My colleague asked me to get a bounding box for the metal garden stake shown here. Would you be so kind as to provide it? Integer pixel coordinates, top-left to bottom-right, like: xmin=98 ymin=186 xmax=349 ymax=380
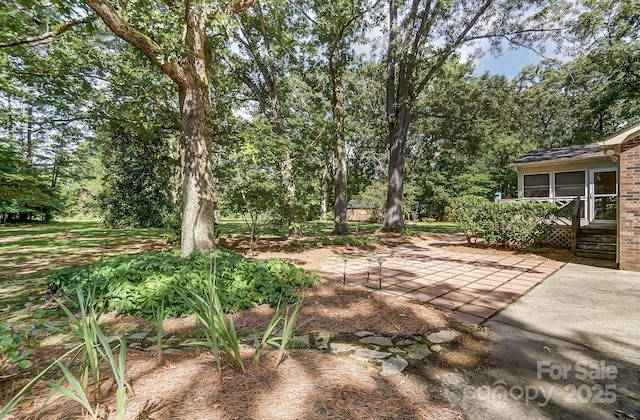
xmin=377 ymin=257 xmax=385 ymax=293
xmin=342 ymin=254 xmax=350 ymax=286
xmin=366 ymin=253 xmax=374 ymax=283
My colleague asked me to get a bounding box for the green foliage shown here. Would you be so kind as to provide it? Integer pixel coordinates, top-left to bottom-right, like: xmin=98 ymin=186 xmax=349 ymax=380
xmin=446 ymin=197 xmax=558 ymax=247
xmin=308 ymin=235 xmax=376 ymax=247
xmin=445 ymin=196 xmax=492 ymax=244
xmin=255 ymin=300 xmax=305 ymax=367
xmin=49 ymin=287 xmax=130 ymax=420
xmin=46 ymin=249 xmax=317 ymax=317
xmin=0 ymin=142 xmax=62 ymax=222
xmin=2 ymin=287 xmax=129 ymax=419
xmin=483 ymin=202 xmax=559 ymax=247
xmin=178 ymin=267 xmax=244 ymax=374
xmin=0 ymin=320 xmax=33 ymax=374
xmin=99 ymin=126 xmax=176 ymax=229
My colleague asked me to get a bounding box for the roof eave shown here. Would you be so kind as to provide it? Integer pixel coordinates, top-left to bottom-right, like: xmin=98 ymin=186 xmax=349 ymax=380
xmin=509 ymin=154 xmax=609 ymax=169
xmin=599 ymin=121 xmax=640 ymax=147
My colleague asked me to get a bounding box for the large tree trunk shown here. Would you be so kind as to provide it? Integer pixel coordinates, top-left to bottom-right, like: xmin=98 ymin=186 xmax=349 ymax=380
xmin=320 ymin=156 xmax=329 ymax=220
xmin=382 ymin=106 xmax=410 ymax=232
xmin=177 ymin=13 xmax=216 ymax=257
xmin=83 ymin=0 xmax=221 ymax=257
xmin=329 ymin=38 xmax=349 ymax=235
xmin=178 ymin=82 xmax=217 ymax=257
xmin=332 ymin=81 xmax=349 ymax=234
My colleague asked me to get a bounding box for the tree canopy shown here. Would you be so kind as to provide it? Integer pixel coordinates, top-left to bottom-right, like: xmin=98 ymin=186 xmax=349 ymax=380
xmin=0 ymin=0 xmax=637 ymax=249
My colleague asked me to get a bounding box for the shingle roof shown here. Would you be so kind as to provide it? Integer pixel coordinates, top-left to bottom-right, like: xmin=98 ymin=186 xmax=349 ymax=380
xmin=510 ymin=142 xmax=604 ymax=166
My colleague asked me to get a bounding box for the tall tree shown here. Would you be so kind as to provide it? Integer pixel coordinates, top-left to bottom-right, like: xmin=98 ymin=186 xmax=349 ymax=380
xmin=382 ymin=0 xmax=562 ymax=231
xmin=79 ymin=0 xmax=255 ymax=256
xmin=221 ymin=0 xmax=303 ymax=236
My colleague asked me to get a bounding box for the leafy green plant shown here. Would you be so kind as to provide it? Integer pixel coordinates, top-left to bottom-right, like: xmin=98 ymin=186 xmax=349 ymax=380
xmin=2 ymin=287 xmax=130 ymax=419
xmin=50 ymin=287 xmax=104 ymax=398
xmin=446 ymin=197 xmax=558 ymax=247
xmin=0 ymin=320 xmax=33 ymax=377
xmin=445 ymin=195 xmax=491 ymax=244
xmin=47 ymin=249 xmax=317 ymax=317
xmin=254 ymin=300 xmax=305 ymax=367
xmin=178 ymin=256 xmax=244 ymax=373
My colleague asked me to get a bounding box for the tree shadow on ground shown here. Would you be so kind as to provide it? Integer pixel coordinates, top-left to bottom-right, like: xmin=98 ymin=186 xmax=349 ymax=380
xmin=417 ymin=310 xmax=640 ymax=420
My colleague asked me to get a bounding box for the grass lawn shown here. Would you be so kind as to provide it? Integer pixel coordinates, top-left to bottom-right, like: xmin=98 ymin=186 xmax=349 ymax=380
xmin=216 ymin=218 xmax=460 ymax=238
xmin=0 ymin=220 xmax=169 ymax=280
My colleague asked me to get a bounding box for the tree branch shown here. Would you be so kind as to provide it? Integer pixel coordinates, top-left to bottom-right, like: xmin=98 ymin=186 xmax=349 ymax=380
xmin=0 ymin=16 xmax=94 ymax=48
xmin=415 ymin=0 xmax=494 ymax=97
xmin=83 ymin=0 xmax=187 ymax=86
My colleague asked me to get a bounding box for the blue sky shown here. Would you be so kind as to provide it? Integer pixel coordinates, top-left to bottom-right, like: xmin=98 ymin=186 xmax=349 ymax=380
xmin=473 ymin=47 xmax=544 ymax=78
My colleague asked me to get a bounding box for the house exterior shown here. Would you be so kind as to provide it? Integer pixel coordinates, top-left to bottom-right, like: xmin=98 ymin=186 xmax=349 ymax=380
xmin=509 ymin=122 xmax=640 ymax=271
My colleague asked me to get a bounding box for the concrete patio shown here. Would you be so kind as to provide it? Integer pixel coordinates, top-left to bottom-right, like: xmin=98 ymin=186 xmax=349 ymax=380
xmin=321 ymin=239 xmax=566 ymax=324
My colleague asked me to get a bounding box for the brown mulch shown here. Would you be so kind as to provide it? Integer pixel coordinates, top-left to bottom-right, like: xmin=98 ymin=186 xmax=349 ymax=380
xmin=3 ymin=231 xmax=573 ymax=419
xmin=3 ymin=278 xmax=458 ymax=420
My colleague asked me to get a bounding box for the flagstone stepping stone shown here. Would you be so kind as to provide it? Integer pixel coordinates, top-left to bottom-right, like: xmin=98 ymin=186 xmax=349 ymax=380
xmin=354 ymin=348 xmax=391 ymax=360
xmin=330 ymin=342 xmax=360 ymax=354
xmin=148 ymin=332 xmax=169 ymax=342
xmin=241 ymin=332 xmax=263 ymax=342
xmin=359 ymin=336 xmax=393 ymax=347
xmin=427 ymin=330 xmax=460 ymax=344
xmin=380 ymin=356 xmax=408 ymax=376
xmin=143 ymin=344 xmax=169 ymax=352
xmin=128 ymin=331 xmax=148 ymax=340
xmin=355 ymin=331 xmax=375 ymax=337
xmin=291 ymin=334 xmax=310 ymax=349
xmin=315 ymin=332 xmax=331 ymax=350
xmin=406 ymin=344 xmax=432 ymax=360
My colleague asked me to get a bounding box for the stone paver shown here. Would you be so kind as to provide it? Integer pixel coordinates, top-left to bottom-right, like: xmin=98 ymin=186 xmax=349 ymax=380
xmin=321 ymin=239 xmax=565 ymax=324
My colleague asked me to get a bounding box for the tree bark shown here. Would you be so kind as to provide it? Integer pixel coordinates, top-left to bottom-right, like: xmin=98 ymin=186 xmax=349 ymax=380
xmin=177 ymin=11 xmax=217 ymax=257
xmin=332 ymin=78 xmax=349 ymax=234
xmin=178 ymin=82 xmax=216 ymax=257
xmin=320 ymin=156 xmax=329 ymax=220
xmin=383 ymin=105 xmax=411 ymax=231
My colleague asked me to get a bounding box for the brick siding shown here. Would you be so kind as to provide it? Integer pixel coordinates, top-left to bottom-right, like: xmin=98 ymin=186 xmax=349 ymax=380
xmin=619 ymin=135 xmax=640 ymax=270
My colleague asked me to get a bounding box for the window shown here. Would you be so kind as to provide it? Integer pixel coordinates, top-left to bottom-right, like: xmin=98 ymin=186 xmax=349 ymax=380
xmin=555 ymin=171 xmax=586 ymax=197
xmin=523 ymin=174 xmax=550 ymax=198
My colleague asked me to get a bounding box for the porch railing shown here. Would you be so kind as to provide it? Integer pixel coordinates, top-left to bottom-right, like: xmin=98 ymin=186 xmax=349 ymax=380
xmin=570 ymin=196 xmax=581 ymax=253
xmin=497 ymin=197 xmax=578 ymax=226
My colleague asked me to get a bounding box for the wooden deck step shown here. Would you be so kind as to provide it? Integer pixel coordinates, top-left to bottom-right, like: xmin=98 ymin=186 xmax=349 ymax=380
xmin=575 ymin=226 xmax=616 ymax=261
xmin=575 ymin=250 xmax=617 ymax=260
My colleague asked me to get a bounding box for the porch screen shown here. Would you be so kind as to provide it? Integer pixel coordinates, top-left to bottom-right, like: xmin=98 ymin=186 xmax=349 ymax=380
xmin=555 ymin=171 xmax=585 ymax=197
xmin=523 ymin=174 xmax=549 ymax=197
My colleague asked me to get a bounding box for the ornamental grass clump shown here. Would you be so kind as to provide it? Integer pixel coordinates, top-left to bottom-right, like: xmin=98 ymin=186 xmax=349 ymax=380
xmin=253 ymin=299 xmax=305 ymax=366
xmin=177 ymin=256 xmax=244 ymax=374
xmin=1 ymin=286 xmax=130 ymax=420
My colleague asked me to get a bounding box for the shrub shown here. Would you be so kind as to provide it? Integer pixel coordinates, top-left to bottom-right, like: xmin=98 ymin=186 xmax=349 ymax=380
xmin=445 ymin=195 xmax=491 ymax=244
xmin=483 ymin=201 xmax=558 ymax=247
xmin=47 ymin=248 xmax=317 ymax=317
xmin=446 ymin=197 xmax=558 ymax=247
xmin=312 ymin=235 xmax=376 ymax=247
